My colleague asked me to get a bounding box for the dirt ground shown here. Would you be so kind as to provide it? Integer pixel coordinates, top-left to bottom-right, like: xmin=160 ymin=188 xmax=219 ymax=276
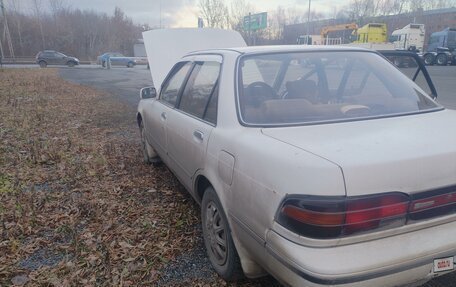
xmin=1 ymin=69 xmax=455 ymax=287
xmin=0 ymin=69 xmax=275 ymax=286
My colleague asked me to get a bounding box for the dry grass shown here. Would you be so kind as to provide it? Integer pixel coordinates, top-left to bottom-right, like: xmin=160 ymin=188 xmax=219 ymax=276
xmin=0 ymin=69 xmax=204 ymax=286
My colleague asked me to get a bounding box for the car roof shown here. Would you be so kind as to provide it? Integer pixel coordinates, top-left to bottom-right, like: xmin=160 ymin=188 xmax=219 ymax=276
xmin=187 ymin=45 xmax=369 ymax=56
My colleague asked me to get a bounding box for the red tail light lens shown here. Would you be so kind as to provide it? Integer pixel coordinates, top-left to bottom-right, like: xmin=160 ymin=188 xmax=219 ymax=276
xmin=281 ymin=205 xmax=345 ymax=226
xmin=276 ymin=193 xmax=410 ymax=239
xmin=345 ymin=193 xmax=409 ymax=235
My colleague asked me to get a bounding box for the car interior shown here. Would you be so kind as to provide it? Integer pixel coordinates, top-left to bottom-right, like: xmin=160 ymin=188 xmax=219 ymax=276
xmin=239 ymin=52 xmax=437 ymax=125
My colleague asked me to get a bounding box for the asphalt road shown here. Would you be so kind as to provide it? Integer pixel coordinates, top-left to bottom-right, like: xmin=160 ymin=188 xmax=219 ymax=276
xmin=58 ymin=65 xmax=153 ymax=107
xmin=427 ymin=66 xmax=456 ymax=109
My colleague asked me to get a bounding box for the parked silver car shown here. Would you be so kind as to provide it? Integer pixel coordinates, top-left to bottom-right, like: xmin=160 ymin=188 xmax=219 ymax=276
xmin=137 ymin=29 xmax=456 ymax=287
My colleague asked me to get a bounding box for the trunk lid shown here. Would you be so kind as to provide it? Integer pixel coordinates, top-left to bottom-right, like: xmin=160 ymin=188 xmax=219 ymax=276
xmin=262 ymin=110 xmax=456 ymax=196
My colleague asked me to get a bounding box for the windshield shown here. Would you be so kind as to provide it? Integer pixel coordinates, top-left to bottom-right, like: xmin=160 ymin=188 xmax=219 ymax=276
xmin=238 ymin=51 xmax=440 ymax=126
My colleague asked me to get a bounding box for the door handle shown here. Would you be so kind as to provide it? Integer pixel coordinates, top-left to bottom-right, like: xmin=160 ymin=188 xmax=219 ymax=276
xmin=161 ymin=112 xmax=167 ymax=120
xmin=193 ymin=130 xmax=204 ymax=141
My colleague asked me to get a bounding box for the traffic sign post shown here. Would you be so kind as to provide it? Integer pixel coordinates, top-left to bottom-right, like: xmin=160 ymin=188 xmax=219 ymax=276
xmin=243 ymin=12 xmax=267 ymax=46
xmin=243 ymin=12 xmax=267 ymax=31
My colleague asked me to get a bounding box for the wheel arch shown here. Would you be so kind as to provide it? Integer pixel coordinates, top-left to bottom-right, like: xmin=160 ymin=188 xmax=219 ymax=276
xmin=193 ymin=172 xmax=267 ymax=278
xmin=194 ymin=174 xmax=213 ymax=204
xmin=136 ymin=112 xmax=143 ymax=127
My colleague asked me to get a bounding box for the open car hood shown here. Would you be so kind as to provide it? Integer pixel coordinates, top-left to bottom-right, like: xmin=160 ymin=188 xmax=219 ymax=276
xmin=262 ymin=110 xmax=456 ymax=196
xmin=142 ymin=28 xmax=246 ymax=92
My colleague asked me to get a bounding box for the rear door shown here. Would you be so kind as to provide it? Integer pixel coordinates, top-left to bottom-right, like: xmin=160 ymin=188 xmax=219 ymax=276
xmin=42 ymin=51 xmax=56 ymax=64
xmin=166 ymin=56 xmax=221 ymax=190
xmin=143 ymin=61 xmax=193 ymax=163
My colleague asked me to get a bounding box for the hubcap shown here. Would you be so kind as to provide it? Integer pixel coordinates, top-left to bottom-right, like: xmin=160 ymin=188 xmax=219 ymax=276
xmin=205 ymin=201 xmax=227 ymax=265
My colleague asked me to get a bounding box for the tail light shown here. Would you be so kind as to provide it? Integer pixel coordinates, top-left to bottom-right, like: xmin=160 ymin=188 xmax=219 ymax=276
xmin=276 ymin=193 xmax=409 ymax=239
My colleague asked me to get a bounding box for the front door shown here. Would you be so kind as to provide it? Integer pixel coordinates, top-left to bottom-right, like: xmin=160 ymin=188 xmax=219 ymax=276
xmin=144 ymin=61 xmax=194 ymax=164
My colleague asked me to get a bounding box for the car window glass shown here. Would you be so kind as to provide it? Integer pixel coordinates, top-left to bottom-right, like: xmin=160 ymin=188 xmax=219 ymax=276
xmin=204 ymin=86 xmax=218 ymax=124
xmin=179 ymin=61 xmax=220 ymax=121
xmin=279 ymin=60 xmax=318 ymax=94
xmin=160 ymin=61 xmax=192 ymax=107
xmin=384 ymin=55 xmax=432 ymax=96
xmin=242 ymin=58 xmax=281 ymax=87
xmin=239 ymin=52 xmax=439 ymax=125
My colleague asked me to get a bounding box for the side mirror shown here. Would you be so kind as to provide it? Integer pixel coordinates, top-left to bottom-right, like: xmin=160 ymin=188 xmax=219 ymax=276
xmin=140 ymin=86 xmax=156 ymax=99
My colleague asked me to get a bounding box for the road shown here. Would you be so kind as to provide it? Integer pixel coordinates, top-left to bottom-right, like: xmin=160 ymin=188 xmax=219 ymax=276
xmin=58 ymin=65 xmax=153 ymax=107
xmin=427 ymin=66 xmax=456 ymax=109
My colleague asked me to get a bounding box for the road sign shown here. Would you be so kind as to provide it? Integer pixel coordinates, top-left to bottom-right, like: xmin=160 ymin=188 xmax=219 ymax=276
xmin=243 ymin=12 xmax=267 ymax=31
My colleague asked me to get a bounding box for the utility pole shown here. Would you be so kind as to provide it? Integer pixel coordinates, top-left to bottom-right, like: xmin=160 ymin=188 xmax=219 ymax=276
xmin=159 ymin=0 xmax=162 ymax=28
xmin=306 ymin=0 xmax=311 ymax=38
xmin=0 ymin=0 xmax=14 ymax=59
xmin=248 ymin=12 xmax=251 ymax=46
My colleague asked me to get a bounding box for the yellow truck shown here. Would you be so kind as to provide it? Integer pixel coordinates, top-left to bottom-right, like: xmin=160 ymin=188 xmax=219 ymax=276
xmin=352 ymin=23 xmax=387 ymax=43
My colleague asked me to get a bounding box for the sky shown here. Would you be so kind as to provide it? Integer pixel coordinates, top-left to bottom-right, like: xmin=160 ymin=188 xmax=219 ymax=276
xmin=13 ymin=0 xmax=346 ymax=28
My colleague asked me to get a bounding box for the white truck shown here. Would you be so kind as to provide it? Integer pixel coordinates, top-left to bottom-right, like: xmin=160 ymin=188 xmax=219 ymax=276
xmin=390 ymin=24 xmax=425 ymax=52
xmin=296 ymin=35 xmax=323 ymax=45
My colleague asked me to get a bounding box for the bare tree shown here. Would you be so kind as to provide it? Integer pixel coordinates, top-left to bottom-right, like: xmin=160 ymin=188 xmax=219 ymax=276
xmin=7 ymin=0 xmax=23 ymax=54
xmin=199 ymin=0 xmax=229 ymax=28
xmin=32 ymin=0 xmax=45 ymax=49
xmin=229 ymin=0 xmax=252 ymax=31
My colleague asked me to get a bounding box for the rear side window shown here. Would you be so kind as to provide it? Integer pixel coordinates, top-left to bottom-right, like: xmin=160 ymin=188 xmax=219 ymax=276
xmin=179 ymin=61 xmax=220 ymax=124
xmin=160 ymin=61 xmax=192 ymax=107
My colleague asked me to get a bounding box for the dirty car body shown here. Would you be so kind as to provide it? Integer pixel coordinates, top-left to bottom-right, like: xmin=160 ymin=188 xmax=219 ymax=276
xmin=137 ymin=29 xmax=456 ymax=287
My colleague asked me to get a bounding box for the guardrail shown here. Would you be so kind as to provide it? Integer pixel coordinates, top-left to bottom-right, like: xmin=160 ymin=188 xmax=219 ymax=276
xmin=0 ymin=57 xmax=147 ymax=66
xmin=0 ymin=57 xmax=91 ymax=65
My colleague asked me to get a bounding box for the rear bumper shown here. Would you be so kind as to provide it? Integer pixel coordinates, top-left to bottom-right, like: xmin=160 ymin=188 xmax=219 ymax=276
xmin=265 ymin=220 xmax=456 ymax=286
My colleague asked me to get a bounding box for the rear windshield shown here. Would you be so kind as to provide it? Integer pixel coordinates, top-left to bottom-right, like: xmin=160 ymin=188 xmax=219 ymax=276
xmin=237 ymin=51 xmax=440 ymax=126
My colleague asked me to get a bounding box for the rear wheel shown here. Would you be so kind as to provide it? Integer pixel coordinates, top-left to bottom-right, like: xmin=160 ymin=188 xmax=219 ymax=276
xmin=39 ymin=61 xmax=47 ymax=68
xmin=423 ymin=54 xmax=434 ymax=66
xmin=127 ymin=62 xmax=134 ymax=68
xmin=202 ymin=187 xmax=244 ymax=281
xmin=436 ymin=53 xmax=448 ymax=66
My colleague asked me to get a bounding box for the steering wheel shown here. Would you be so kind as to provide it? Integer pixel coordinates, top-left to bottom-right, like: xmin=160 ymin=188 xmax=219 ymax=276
xmin=245 ymin=81 xmax=277 ymax=107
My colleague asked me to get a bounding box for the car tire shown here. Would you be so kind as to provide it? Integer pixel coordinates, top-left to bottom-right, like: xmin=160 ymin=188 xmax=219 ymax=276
xmin=202 ymin=186 xmax=244 ymax=282
xmin=102 ymin=61 xmax=106 ymax=68
xmin=423 ymin=54 xmax=434 ymax=66
xmin=67 ymin=61 xmax=75 ymax=67
xmin=39 ymin=61 xmax=47 ymax=68
xmin=436 ymin=54 xmax=448 ymax=66
xmin=127 ymin=62 xmax=134 ymax=68
xmin=139 ymin=120 xmax=158 ymax=164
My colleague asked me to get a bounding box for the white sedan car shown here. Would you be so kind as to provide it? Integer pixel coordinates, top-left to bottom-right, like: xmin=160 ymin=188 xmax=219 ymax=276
xmin=138 ymin=29 xmax=456 ymax=287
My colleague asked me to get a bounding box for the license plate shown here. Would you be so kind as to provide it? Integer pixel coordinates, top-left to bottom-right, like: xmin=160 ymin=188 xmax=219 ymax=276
xmin=433 ymin=257 xmax=454 ymax=273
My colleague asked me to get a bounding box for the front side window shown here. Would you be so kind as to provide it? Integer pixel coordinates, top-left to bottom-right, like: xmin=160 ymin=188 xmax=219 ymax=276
xmin=160 ymin=61 xmax=192 ymax=107
xmin=179 ymin=61 xmax=220 ymax=123
xmin=238 ymin=51 xmax=440 ymax=126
